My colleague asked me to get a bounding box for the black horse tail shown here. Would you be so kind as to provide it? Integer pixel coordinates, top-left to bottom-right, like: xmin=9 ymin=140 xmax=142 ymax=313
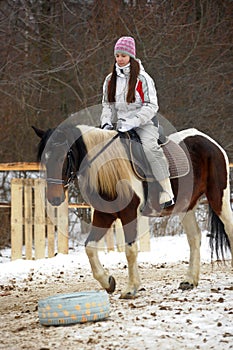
xmin=208 ymin=206 xmax=231 ymax=261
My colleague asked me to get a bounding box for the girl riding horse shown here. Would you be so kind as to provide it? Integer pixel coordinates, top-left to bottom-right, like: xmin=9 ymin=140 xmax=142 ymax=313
xmin=101 ymin=36 xmax=174 ymax=209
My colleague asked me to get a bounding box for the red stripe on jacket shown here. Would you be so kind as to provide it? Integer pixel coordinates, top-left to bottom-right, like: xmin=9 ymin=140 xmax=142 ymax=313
xmin=136 ymin=80 xmax=144 ymax=103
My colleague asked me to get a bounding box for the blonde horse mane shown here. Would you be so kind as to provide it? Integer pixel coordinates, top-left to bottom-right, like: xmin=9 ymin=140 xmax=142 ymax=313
xmin=78 ymin=126 xmax=133 ymax=200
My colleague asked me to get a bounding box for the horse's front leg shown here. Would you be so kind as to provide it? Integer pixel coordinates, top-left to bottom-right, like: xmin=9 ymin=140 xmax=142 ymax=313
xmin=120 ymin=206 xmax=141 ymax=299
xmin=85 ymin=211 xmax=116 ymax=294
xmin=120 ymin=241 xmax=141 ymax=299
xmin=179 ymin=209 xmax=201 ymax=290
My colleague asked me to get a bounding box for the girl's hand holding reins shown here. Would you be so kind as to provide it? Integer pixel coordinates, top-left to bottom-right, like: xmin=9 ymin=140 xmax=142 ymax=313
xmin=102 ymin=123 xmax=114 ymax=130
xmin=117 ymin=117 xmax=140 ymax=132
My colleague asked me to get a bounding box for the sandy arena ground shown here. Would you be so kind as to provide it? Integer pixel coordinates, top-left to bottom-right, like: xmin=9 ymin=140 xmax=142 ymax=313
xmin=0 ymin=259 xmax=233 ymax=350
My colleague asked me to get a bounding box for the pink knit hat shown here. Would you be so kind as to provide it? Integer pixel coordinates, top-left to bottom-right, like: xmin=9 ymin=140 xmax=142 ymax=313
xmin=114 ymin=36 xmax=136 ymax=59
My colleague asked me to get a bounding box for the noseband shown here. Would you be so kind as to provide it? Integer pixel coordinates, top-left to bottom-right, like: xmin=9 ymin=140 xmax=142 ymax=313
xmin=46 ymin=149 xmax=76 ymax=189
xmin=46 ymin=178 xmax=71 ymax=188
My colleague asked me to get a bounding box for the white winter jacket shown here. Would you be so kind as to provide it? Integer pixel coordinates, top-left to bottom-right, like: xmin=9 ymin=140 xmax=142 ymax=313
xmin=100 ymin=61 xmax=159 ymax=128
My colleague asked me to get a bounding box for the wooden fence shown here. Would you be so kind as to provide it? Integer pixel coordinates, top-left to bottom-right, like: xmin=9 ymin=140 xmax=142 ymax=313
xmin=11 ymin=178 xmax=69 ymax=260
xmin=10 ymin=177 xmax=150 ymax=260
xmin=1 ymin=162 xmax=232 ymax=260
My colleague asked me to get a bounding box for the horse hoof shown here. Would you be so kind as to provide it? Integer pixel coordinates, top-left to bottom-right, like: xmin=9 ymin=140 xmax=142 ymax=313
xmin=119 ymin=289 xmax=137 ymax=299
xmin=179 ymin=282 xmax=194 ymax=291
xmin=105 ymin=276 xmax=116 ymax=294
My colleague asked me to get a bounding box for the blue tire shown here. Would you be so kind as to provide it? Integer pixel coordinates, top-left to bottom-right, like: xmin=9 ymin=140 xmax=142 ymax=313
xmin=38 ymin=291 xmax=110 ymax=326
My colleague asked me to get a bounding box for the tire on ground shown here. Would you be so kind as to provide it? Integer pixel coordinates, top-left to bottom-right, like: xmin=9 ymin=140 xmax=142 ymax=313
xmin=38 ymin=290 xmax=110 ymax=326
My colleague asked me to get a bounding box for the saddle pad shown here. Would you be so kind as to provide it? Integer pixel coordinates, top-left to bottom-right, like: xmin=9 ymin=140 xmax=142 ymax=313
xmin=161 ymin=139 xmax=190 ymax=179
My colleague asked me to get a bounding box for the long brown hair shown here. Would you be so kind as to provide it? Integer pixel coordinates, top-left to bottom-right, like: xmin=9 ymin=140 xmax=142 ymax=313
xmin=107 ymin=57 xmax=140 ymax=103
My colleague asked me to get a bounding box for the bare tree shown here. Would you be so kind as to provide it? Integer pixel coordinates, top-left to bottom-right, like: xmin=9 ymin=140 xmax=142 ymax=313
xmin=0 ymin=0 xmax=232 ymax=162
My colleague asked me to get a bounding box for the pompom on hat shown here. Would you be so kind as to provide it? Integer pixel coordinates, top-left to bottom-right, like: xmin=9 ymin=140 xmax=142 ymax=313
xmin=114 ymin=36 xmax=136 ymax=59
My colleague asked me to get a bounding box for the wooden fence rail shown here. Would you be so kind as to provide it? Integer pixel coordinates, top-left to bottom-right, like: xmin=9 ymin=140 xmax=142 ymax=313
xmin=10 ymin=178 xmax=150 ymax=260
xmin=0 ymin=161 xmax=232 ymax=171
xmin=11 ymin=178 xmax=68 ymax=260
xmin=1 ymin=162 xmax=232 ymax=260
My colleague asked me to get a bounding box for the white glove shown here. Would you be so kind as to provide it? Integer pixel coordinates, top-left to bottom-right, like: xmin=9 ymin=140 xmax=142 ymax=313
xmin=117 ymin=117 xmax=140 ymax=132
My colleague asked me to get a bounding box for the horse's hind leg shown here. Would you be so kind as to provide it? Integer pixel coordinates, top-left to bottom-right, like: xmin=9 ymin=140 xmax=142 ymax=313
xmin=206 ymin=165 xmax=233 ymax=264
xmin=216 ymin=190 xmax=233 ymax=265
xmin=120 ymin=241 xmax=141 ymax=299
xmin=179 ymin=209 xmax=201 ymax=290
xmin=85 ymin=211 xmax=116 ymax=294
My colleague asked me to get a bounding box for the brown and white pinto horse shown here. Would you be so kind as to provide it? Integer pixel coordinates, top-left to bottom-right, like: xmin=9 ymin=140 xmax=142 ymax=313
xmin=33 ymin=124 xmax=233 ymax=298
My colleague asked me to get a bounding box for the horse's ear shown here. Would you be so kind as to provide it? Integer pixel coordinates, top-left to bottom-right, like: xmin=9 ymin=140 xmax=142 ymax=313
xmin=32 ymin=126 xmax=45 ymax=139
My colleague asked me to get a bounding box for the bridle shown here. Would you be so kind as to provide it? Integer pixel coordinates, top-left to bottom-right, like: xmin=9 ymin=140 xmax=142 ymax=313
xmin=46 ymin=132 xmax=120 ymax=189
xmin=46 ymin=151 xmax=76 ymax=188
xmin=45 ymin=132 xmax=77 ymax=189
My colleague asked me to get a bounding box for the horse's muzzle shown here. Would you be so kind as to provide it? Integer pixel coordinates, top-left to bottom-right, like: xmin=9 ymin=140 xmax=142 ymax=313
xmin=48 ymin=195 xmax=65 ymax=206
xmin=46 ymin=181 xmax=66 ymax=206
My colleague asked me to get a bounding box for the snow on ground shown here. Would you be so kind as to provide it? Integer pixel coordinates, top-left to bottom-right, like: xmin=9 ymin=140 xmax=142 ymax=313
xmin=0 ymin=232 xmax=222 ymax=285
xmin=0 ymin=233 xmax=233 ymax=350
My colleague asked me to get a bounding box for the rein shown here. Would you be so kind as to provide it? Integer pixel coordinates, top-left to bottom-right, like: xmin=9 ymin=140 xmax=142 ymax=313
xmin=46 ymin=132 xmax=120 ymax=188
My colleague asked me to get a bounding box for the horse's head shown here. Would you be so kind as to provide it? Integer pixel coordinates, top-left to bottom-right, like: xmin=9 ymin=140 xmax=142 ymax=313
xmin=33 ymin=123 xmax=134 ymax=210
xmin=32 ymin=125 xmax=76 ymax=206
